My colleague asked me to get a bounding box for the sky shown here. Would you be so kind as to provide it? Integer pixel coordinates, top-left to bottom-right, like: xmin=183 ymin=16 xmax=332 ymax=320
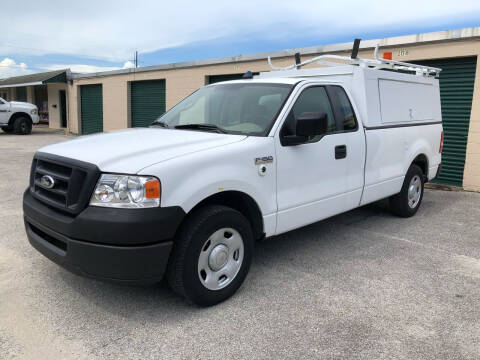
xmin=1 ymin=0 xmax=480 ymax=78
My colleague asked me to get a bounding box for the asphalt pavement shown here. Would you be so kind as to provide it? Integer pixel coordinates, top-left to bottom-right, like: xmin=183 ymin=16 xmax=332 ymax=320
xmin=1 ymin=126 xmax=479 ymax=359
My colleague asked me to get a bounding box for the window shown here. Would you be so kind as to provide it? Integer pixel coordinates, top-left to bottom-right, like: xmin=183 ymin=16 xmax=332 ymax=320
xmin=16 ymin=86 xmax=27 ymax=102
xmin=156 ymin=83 xmax=293 ymax=136
xmin=327 ymin=86 xmax=357 ymax=131
xmin=179 ymin=96 xmax=205 ymax=125
xmin=281 ymin=86 xmax=336 ymax=141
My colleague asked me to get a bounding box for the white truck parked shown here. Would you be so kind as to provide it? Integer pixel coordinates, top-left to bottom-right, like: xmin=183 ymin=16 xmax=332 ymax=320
xmin=23 ymin=48 xmax=443 ymax=306
xmin=0 ymin=97 xmax=39 ymax=134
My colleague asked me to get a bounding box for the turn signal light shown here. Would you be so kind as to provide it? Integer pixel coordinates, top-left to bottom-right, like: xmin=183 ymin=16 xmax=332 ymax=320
xmin=439 ymin=131 xmax=444 ymax=153
xmin=145 ymin=179 xmax=161 ymax=199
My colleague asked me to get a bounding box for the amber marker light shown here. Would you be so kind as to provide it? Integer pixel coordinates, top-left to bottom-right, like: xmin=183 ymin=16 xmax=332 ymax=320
xmin=145 ymin=179 xmax=161 ymax=199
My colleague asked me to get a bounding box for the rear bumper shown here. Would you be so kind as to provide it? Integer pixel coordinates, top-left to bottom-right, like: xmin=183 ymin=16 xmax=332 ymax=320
xmin=432 ymin=163 xmax=442 ymax=181
xmin=23 ymin=190 xmax=185 ymax=283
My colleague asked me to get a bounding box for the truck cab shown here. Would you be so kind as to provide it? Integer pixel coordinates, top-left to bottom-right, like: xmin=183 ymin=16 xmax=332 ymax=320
xmin=0 ymin=97 xmax=39 ymax=135
xmin=23 ymin=53 xmax=443 ymax=306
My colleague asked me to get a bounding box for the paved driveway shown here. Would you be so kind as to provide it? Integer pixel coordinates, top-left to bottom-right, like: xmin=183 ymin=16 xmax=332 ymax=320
xmin=1 ymin=127 xmax=479 ymax=359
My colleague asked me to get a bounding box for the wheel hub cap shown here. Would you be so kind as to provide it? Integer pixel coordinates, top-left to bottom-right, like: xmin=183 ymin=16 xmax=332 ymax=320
xmin=208 ymin=244 xmax=229 ymax=271
xmin=407 ymin=175 xmax=422 ymax=209
xmin=197 ymin=228 xmax=244 ymax=291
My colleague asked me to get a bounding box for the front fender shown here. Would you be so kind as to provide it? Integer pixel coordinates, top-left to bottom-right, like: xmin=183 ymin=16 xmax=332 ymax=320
xmin=139 ymin=137 xmax=277 ymax=234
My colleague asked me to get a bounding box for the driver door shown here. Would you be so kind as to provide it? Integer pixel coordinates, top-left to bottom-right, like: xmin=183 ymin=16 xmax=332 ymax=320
xmin=0 ymin=98 xmax=10 ymax=124
xmin=274 ymin=85 xmax=349 ymax=234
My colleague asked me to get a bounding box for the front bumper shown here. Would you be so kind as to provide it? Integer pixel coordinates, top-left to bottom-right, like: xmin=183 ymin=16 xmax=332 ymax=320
xmin=23 ymin=190 xmax=185 ymax=283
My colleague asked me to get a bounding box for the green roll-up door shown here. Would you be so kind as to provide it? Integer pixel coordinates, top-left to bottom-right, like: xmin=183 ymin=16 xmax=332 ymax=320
xmin=131 ymin=80 xmax=166 ymax=127
xmin=208 ymin=73 xmax=259 ymax=84
xmin=416 ymin=57 xmax=477 ymax=186
xmin=16 ymin=86 xmax=27 ymax=102
xmin=80 ymin=84 xmax=103 ymax=135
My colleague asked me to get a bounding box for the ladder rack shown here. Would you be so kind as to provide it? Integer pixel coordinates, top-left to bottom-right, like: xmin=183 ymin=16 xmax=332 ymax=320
xmin=268 ymin=44 xmax=442 ymax=77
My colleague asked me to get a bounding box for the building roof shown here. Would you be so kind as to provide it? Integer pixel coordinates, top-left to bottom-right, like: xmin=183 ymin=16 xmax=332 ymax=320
xmin=72 ymin=26 xmax=480 ymax=80
xmin=0 ymin=69 xmax=68 ymax=88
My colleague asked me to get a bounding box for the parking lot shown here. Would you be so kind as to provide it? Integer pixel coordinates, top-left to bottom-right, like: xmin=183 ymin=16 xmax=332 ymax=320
xmin=1 ymin=126 xmax=479 ymax=359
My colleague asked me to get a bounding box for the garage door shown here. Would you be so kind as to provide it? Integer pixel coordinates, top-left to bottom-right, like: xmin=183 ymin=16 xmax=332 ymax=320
xmin=416 ymin=57 xmax=477 ymax=186
xmin=207 ymin=73 xmax=259 ymax=84
xmin=81 ymin=84 xmax=103 ymax=135
xmin=131 ymin=80 xmax=166 ymax=127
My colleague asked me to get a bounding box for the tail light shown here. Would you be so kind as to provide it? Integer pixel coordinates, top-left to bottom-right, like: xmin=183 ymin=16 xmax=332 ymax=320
xmin=439 ymin=131 xmax=444 ymax=153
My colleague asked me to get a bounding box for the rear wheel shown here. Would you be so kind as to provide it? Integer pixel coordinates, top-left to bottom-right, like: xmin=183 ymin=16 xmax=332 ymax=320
xmin=13 ymin=117 xmax=32 ymax=135
xmin=167 ymin=205 xmax=254 ymax=306
xmin=389 ymin=164 xmax=424 ymax=217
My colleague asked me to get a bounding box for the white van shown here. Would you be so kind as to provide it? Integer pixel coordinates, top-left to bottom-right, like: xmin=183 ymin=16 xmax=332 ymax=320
xmin=23 ymin=50 xmax=443 ymax=306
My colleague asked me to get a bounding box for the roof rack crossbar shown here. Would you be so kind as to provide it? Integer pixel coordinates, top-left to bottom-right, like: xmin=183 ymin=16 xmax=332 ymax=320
xmin=267 ymin=44 xmax=442 ymax=77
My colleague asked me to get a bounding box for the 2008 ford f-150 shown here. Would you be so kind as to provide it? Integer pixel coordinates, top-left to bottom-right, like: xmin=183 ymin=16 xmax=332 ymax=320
xmin=23 ymin=52 xmax=443 ymax=306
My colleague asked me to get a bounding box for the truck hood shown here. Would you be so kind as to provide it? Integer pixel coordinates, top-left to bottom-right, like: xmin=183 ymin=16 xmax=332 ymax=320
xmin=38 ymin=128 xmax=246 ymax=173
xmin=10 ymin=101 xmax=36 ymax=109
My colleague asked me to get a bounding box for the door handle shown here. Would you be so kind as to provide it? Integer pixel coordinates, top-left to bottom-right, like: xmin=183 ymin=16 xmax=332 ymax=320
xmin=335 ymin=145 xmax=347 ymax=159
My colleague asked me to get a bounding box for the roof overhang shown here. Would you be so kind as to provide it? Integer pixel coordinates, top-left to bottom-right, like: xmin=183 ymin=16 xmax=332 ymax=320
xmin=0 ymin=81 xmax=43 ymax=89
xmin=0 ymin=69 xmax=68 ymax=88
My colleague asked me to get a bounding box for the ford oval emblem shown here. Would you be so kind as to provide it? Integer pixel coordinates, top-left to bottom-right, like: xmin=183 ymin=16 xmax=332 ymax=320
xmin=40 ymin=175 xmax=55 ymax=189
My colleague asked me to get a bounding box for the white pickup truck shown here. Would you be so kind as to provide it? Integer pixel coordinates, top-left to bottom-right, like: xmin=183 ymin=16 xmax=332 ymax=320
xmin=23 ymin=53 xmax=443 ymax=306
xmin=0 ymin=97 xmax=39 ymax=134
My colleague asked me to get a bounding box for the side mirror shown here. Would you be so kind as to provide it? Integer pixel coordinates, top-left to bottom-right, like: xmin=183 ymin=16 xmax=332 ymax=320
xmin=281 ymin=112 xmax=328 ymax=146
xmin=296 ymin=112 xmax=328 ymax=136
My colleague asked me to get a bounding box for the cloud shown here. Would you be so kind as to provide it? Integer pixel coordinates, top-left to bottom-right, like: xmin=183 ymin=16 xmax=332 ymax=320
xmin=0 ymin=1 xmax=479 ymax=62
xmin=45 ymin=64 xmax=120 ymax=73
xmin=43 ymin=60 xmax=135 ymax=74
xmin=122 ymin=61 xmax=135 ymax=69
xmin=0 ymin=58 xmax=33 ymax=78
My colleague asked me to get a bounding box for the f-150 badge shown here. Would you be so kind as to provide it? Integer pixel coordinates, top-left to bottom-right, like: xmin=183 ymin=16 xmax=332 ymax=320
xmin=255 ymin=156 xmax=273 ymax=165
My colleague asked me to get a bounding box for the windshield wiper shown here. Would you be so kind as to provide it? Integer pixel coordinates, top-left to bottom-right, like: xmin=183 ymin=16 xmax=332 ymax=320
xmin=174 ymin=123 xmax=227 ymax=134
xmin=150 ymin=120 xmax=169 ymax=128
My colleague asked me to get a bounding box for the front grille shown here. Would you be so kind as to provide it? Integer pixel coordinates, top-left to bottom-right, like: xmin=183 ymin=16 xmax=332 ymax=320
xmin=30 ymin=153 xmax=100 ymax=215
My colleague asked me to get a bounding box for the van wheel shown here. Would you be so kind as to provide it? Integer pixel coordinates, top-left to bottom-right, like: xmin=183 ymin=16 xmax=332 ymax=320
xmin=167 ymin=205 xmax=254 ymax=306
xmin=389 ymin=164 xmax=424 ymax=217
xmin=1 ymin=126 xmax=13 ymax=133
xmin=13 ymin=117 xmax=32 ymax=135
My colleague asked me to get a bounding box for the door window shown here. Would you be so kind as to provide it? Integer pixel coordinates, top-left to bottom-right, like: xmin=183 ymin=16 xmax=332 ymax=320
xmin=327 ymin=86 xmax=358 ymax=131
xmin=281 ymin=86 xmax=336 ymax=142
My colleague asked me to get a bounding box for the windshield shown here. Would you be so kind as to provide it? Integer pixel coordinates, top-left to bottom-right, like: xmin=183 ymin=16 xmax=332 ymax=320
xmin=153 ymin=83 xmax=293 ymax=136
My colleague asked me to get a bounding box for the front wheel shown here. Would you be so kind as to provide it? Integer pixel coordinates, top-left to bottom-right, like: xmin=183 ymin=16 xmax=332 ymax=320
xmin=167 ymin=205 xmax=254 ymax=306
xmin=1 ymin=126 xmax=13 ymax=133
xmin=389 ymin=164 xmax=424 ymax=217
xmin=13 ymin=117 xmax=32 ymax=135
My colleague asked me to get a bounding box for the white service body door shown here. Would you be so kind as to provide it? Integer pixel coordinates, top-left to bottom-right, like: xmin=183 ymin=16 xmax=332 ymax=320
xmin=274 ymin=84 xmax=365 ymax=235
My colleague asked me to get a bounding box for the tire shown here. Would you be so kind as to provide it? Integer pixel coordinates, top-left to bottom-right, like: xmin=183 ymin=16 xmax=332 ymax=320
xmin=1 ymin=126 xmax=13 ymax=133
xmin=13 ymin=116 xmax=32 ymax=135
xmin=389 ymin=164 xmax=424 ymax=217
xmin=167 ymin=205 xmax=254 ymax=306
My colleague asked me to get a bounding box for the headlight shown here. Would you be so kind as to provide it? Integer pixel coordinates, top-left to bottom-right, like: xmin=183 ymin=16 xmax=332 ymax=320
xmin=90 ymin=174 xmax=161 ymax=208
xmin=30 ymin=108 xmax=37 ymax=115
